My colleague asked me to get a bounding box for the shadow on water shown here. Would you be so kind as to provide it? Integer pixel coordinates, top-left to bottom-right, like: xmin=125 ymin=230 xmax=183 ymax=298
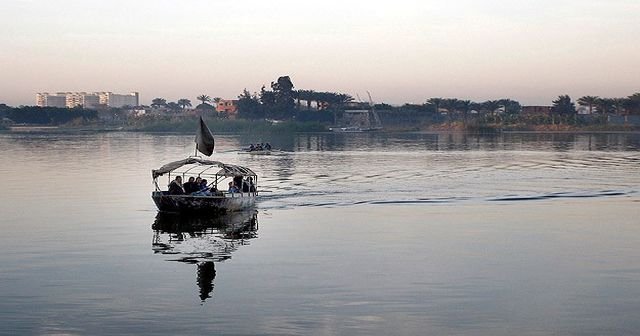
xmin=151 ymin=210 xmax=259 ymax=302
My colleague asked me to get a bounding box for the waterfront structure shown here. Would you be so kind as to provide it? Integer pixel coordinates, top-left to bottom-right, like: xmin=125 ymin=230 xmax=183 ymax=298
xmin=216 ymin=99 xmax=238 ymax=117
xmin=36 ymin=91 xmax=139 ymax=108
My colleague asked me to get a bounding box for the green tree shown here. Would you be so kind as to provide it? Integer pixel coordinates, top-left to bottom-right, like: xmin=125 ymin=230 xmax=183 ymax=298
xmin=595 ymin=98 xmax=614 ymax=115
xmin=237 ymin=89 xmax=264 ymax=119
xmin=442 ymin=98 xmax=459 ymax=114
xmin=577 ymin=96 xmax=599 ymax=114
xmin=177 ymin=99 xmax=192 ymax=111
xmin=151 ymin=98 xmax=167 ymax=108
xmin=197 ymin=95 xmax=211 ymax=105
xmin=551 ymin=95 xmax=576 ymax=123
xmin=426 ymin=98 xmax=443 ymax=114
xmin=612 ymin=98 xmax=626 ymax=115
xmin=167 ymin=102 xmax=181 ymax=112
xmin=496 ymin=99 xmax=521 ymax=115
xmin=456 ymin=99 xmax=472 ymax=124
xmin=481 ymin=100 xmax=501 ymax=116
xmin=624 ymin=93 xmax=640 ymax=115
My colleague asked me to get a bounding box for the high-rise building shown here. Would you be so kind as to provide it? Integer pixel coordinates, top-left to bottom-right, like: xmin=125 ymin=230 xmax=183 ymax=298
xmin=36 ymin=91 xmax=139 ymax=108
xmin=36 ymin=92 xmax=66 ymax=108
xmin=96 ymin=92 xmax=139 ymax=108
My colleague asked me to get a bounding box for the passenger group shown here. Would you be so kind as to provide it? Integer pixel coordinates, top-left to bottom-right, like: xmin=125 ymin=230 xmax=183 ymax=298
xmin=167 ymin=175 xmax=255 ymax=196
xmin=248 ymin=143 xmax=272 ymax=151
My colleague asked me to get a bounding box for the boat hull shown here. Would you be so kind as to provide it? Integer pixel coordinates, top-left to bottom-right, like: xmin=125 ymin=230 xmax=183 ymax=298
xmin=238 ymin=150 xmax=272 ymax=155
xmin=152 ymin=191 xmax=256 ymax=214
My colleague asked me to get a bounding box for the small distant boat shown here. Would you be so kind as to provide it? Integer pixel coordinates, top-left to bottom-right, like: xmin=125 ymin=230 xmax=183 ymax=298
xmin=151 ymin=117 xmax=258 ymax=214
xmin=237 ymin=149 xmax=273 ymax=155
xmin=329 ymin=126 xmax=366 ymax=133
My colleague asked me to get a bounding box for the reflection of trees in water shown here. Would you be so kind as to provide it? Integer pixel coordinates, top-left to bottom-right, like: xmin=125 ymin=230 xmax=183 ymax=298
xmin=151 ymin=210 xmax=258 ymax=302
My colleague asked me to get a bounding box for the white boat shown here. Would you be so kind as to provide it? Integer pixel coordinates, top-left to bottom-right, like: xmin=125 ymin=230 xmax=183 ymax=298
xmin=151 ymin=157 xmax=258 ymax=213
xmin=151 ymin=117 xmax=259 ymax=214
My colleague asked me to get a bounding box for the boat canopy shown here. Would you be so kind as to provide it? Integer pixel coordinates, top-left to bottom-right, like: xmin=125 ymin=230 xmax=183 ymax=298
xmin=152 ymin=157 xmax=256 ymax=179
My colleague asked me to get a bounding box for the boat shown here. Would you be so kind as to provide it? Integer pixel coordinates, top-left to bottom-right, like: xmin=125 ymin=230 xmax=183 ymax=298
xmin=151 ymin=117 xmax=259 ymax=214
xmin=330 ymin=94 xmax=383 ymax=132
xmin=329 ymin=126 xmax=366 ymax=133
xmin=237 ymin=149 xmax=273 ymax=155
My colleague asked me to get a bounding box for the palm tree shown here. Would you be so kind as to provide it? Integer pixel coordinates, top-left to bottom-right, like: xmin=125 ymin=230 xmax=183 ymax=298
xmin=336 ymin=93 xmax=354 ymax=106
xmin=577 ymin=96 xmax=599 ymax=114
xmin=177 ymin=99 xmax=192 ymax=111
xmin=552 ymin=95 xmax=576 ymax=123
xmin=151 ymin=98 xmax=167 ymax=108
xmin=167 ymin=102 xmax=181 ymax=112
xmin=197 ymin=95 xmax=211 ymax=105
xmin=456 ymin=100 xmax=472 ymax=124
xmin=596 ymin=98 xmax=614 ymax=115
xmin=612 ymin=98 xmax=626 ymax=115
xmin=482 ymin=100 xmax=501 ymax=115
xmin=426 ymin=98 xmax=443 ymax=114
xmin=626 ymin=92 xmax=640 ymax=115
xmin=442 ymin=98 xmax=459 ymax=114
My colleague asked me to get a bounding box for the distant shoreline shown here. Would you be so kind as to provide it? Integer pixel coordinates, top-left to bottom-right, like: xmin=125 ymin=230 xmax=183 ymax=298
xmin=3 ymin=123 xmax=639 ymax=135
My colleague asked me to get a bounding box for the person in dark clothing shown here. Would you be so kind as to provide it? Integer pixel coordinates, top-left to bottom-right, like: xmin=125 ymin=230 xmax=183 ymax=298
xmin=183 ymin=176 xmax=196 ymax=194
xmin=168 ymin=176 xmax=185 ymax=195
xmin=247 ymin=176 xmax=256 ymax=192
xmin=242 ymin=178 xmax=250 ymax=192
xmin=233 ymin=176 xmax=244 ymax=192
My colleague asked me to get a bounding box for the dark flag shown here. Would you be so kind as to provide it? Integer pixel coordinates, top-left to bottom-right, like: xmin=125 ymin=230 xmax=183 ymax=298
xmin=195 ymin=116 xmax=215 ymax=156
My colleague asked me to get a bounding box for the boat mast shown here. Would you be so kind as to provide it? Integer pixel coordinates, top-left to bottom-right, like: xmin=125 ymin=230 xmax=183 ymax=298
xmin=367 ymin=91 xmax=382 ymax=129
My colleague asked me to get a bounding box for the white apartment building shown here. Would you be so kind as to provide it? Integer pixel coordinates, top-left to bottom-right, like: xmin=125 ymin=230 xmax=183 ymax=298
xmin=35 ymin=92 xmax=67 ymax=108
xmin=96 ymin=92 xmax=139 ymax=108
xmin=36 ymin=91 xmax=139 ymax=108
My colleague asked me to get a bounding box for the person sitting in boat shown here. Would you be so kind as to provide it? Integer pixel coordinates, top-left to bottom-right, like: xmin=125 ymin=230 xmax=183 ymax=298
xmin=256 ymin=143 xmax=263 ymax=151
xmin=168 ymin=176 xmax=185 ymax=195
xmin=233 ymin=176 xmax=244 ymax=192
xmin=248 ymin=144 xmax=255 ymax=151
xmin=183 ymin=176 xmax=197 ymax=194
xmin=228 ymin=181 xmax=239 ymax=193
xmin=265 ymin=143 xmax=272 ymax=150
xmin=242 ymin=178 xmax=250 ymax=192
xmin=193 ymin=179 xmax=212 ymax=196
xmin=247 ymin=176 xmax=256 ymax=192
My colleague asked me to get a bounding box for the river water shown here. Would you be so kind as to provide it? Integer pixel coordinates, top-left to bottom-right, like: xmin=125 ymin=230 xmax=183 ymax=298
xmin=0 ymin=131 xmax=639 ymax=335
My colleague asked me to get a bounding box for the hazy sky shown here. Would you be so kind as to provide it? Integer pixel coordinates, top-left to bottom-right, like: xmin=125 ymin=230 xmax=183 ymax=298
xmin=1 ymin=0 xmax=638 ymax=106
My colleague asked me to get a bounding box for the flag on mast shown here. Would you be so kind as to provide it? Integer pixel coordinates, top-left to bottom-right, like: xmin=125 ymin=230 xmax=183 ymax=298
xmin=195 ymin=116 xmax=215 ymax=156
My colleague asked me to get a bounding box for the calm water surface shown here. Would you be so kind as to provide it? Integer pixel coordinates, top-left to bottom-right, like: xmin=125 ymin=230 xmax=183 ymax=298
xmin=0 ymin=131 xmax=639 ymax=335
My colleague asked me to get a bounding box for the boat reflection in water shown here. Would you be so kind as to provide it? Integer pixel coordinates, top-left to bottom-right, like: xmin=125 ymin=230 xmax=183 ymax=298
xmin=152 ymin=210 xmax=259 ymax=302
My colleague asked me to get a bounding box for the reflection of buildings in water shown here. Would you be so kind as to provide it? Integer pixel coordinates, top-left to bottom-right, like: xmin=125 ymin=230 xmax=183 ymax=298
xmin=152 ymin=210 xmax=259 ymax=302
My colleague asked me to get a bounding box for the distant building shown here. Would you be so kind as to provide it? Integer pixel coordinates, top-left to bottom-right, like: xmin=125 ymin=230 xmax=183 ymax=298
xmin=36 ymin=91 xmax=139 ymax=108
xmin=216 ymin=99 xmax=238 ymax=117
xmin=521 ymin=106 xmax=552 ymax=115
xmin=36 ymin=93 xmax=66 ymax=108
xmin=96 ymin=92 xmax=139 ymax=108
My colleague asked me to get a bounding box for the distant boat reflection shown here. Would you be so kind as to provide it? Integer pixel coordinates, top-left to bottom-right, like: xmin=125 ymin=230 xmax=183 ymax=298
xmin=152 ymin=210 xmax=259 ymax=302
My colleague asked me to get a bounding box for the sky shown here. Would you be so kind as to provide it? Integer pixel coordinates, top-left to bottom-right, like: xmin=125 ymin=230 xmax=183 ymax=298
xmin=1 ymin=0 xmax=639 ymax=106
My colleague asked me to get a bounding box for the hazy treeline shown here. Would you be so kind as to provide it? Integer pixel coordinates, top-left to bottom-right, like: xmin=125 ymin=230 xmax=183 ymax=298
xmin=1 ymin=105 xmax=98 ymax=125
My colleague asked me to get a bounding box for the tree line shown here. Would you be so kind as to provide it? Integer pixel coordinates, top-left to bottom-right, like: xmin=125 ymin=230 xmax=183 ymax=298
xmin=2 ymin=106 xmax=98 ymax=125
